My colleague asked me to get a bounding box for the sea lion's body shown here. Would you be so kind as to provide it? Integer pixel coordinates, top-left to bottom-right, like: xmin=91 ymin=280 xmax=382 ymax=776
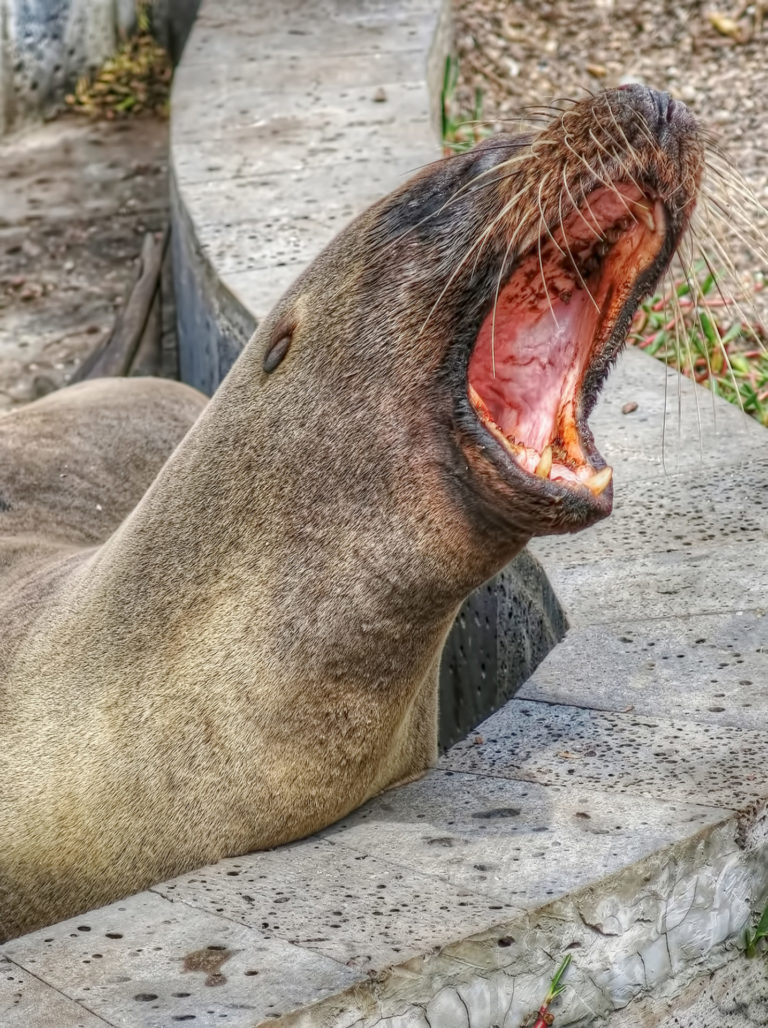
xmin=0 ymin=86 xmax=703 ymax=939
xmin=1 ymin=368 xmax=455 ymax=938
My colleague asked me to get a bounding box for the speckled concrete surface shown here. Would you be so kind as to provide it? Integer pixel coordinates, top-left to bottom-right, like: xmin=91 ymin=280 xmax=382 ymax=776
xmin=1 ymin=891 xmax=360 ymax=1027
xmin=607 ymin=952 xmax=768 ymax=1026
xmin=169 ymin=0 xmax=441 ymax=394
xmin=1 ymin=0 xmax=767 ymax=1025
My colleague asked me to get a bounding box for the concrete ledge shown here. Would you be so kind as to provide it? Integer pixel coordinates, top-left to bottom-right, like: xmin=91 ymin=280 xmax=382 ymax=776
xmin=169 ymin=0 xmax=444 ymax=393
xmin=2 ymin=1 xmax=768 ymax=1025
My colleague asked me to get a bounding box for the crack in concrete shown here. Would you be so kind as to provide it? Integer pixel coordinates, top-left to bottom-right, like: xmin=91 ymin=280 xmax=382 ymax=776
xmin=0 ymin=953 xmax=116 ymax=1027
xmin=456 ymin=988 xmax=472 ymax=1026
xmin=637 ymin=949 xmax=649 ymax=991
xmin=501 ymin=973 xmax=515 ymax=1028
xmin=664 ymin=877 xmax=700 ymax=936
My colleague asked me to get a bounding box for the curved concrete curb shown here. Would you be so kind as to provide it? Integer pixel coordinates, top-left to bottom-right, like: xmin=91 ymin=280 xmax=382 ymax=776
xmin=1 ymin=2 xmax=768 ymax=1027
xmin=169 ymin=0 xmax=445 ymax=394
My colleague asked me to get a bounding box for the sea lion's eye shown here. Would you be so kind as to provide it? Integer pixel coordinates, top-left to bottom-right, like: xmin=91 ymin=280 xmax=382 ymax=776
xmin=263 ymin=321 xmax=294 ymax=374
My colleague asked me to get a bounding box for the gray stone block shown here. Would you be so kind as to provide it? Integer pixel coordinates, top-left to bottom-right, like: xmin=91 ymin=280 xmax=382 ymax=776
xmin=442 ymin=697 xmax=768 ymax=809
xmin=172 ymin=48 xmax=429 ymax=109
xmin=518 ymin=611 xmax=768 ymax=728
xmin=586 ymin=347 xmax=766 ymax=482
xmin=321 ymin=770 xmax=725 ymax=909
xmin=1 ymin=890 xmax=359 ymax=1027
xmin=0 ymin=956 xmax=110 ymax=1027
xmin=181 ymin=5 xmax=436 ymax=66
xmin=531 ymin=448 xmax=767 ymax=571
xmin=537 ymin=542 xmax=768 ymax=628
xmin=173 ymin=77 xmax=431 ymax=141
xmin=155 ymin=838 xmax=524 ymax=972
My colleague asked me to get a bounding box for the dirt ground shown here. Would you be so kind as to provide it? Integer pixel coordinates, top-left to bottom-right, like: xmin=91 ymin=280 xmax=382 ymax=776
xmin=0 ymin=115 xmax=171 ymax=411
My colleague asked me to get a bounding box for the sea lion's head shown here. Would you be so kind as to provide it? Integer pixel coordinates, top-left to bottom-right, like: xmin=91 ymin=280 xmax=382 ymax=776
xmin=453 ymin=85 xmax=702 ymax=535
xmin=257 ymin=86 xmax=703 ymax=586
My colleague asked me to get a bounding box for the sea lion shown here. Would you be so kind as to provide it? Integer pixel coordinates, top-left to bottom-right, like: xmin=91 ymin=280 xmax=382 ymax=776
xmin=0 ymin=85 xmax=703 ymax=940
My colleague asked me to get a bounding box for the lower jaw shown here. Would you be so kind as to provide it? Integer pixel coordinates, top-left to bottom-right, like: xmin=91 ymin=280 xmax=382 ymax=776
xmin=468 ymin=383 xmax=613 ymax=499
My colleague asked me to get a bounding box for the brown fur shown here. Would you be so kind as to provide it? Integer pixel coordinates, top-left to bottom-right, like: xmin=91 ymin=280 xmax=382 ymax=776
xmin=0 ymin=87 xmax=703 ymax=939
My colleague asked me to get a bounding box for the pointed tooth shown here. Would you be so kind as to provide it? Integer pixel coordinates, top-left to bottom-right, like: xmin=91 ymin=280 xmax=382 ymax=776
xmin=468 ymin=382 xmax=485 ymax=411
xmin=534 ymin=445 xmax=553 ymax=479
xmin=504 ymin=436 xmax=526 ymax=461
xmin=585 ymin=466 xmax=613 ymax=495
xmin=637 ymin=205 xmax=655 ymax=232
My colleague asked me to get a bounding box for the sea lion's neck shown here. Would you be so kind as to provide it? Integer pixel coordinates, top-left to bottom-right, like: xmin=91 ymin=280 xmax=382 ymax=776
xmin=63 ymin=344 xmax=525 ymax=698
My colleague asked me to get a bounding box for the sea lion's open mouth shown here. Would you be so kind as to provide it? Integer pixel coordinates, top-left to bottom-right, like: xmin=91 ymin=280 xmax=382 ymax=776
xmin=467 ymin=181 xmax=666 ymax=508
xmin=443 ymin=86 xmax=703 ymax=530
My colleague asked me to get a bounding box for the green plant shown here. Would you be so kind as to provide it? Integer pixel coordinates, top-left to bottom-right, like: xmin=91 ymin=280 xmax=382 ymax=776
xmin=630 ymin=263 xmax=768 ymax=426
xmin=526 ymin=953 xmax=572 ymax=1027
xmin=440 ymin=55 xmax=487 ymax=154
xmin=745 ymin=903 xmax=768 ymax=958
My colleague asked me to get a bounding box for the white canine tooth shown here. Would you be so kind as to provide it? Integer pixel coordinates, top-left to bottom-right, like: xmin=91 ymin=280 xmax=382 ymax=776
xmin=638 ymin=206 xmax=655 ymax=232
xmin=534 ymin=445 xmax=553 ymax=479
xmin=585 ymin=466 xmax=613 ymax=495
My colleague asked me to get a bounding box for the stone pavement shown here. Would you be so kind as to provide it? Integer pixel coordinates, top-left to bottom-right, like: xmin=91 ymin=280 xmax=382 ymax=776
xmin=1 ymin=0 xmax=767 ymax=1025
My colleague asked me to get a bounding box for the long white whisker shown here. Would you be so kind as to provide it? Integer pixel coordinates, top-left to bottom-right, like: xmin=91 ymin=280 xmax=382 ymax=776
xmin=557 ymin=174 xmax=600 ymax=313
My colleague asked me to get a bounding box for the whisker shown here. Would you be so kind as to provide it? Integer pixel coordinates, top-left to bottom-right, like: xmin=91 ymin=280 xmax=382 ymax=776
xmin=690 ymin=206 xmax=767 ymax=352
xmin=416 ymin=195 xmax=529 ymax=340
xmin=671 ymin=255 xmax=704 ymax=457
xmin=469 ymin=185 xmax=531 ymax=277
xmin=557 ymin=174 xmax=600 ymax=312
xmin=491 ymin=233 xmax=518 ymax=380
xmin=560 ymin=165 xmax=603 ymax=242
xmin=588 ymin=127 xmax=645 ymax=205
xmin=700 ymin=189 xmax=768 ymax=268
xmin=382 ymin=146 xmax=534 ymax=255
xmin=560 ymin=133 xmax=613 ymax=235
xmin=687 ymin=246 xmax=748 ymax=416
xmin=535 ymin=172 xmax=561 ymax=330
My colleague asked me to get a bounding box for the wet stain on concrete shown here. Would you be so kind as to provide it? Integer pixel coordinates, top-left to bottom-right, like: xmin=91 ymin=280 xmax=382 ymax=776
xmin=181 ymin=944 xmax=235 ymax=987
